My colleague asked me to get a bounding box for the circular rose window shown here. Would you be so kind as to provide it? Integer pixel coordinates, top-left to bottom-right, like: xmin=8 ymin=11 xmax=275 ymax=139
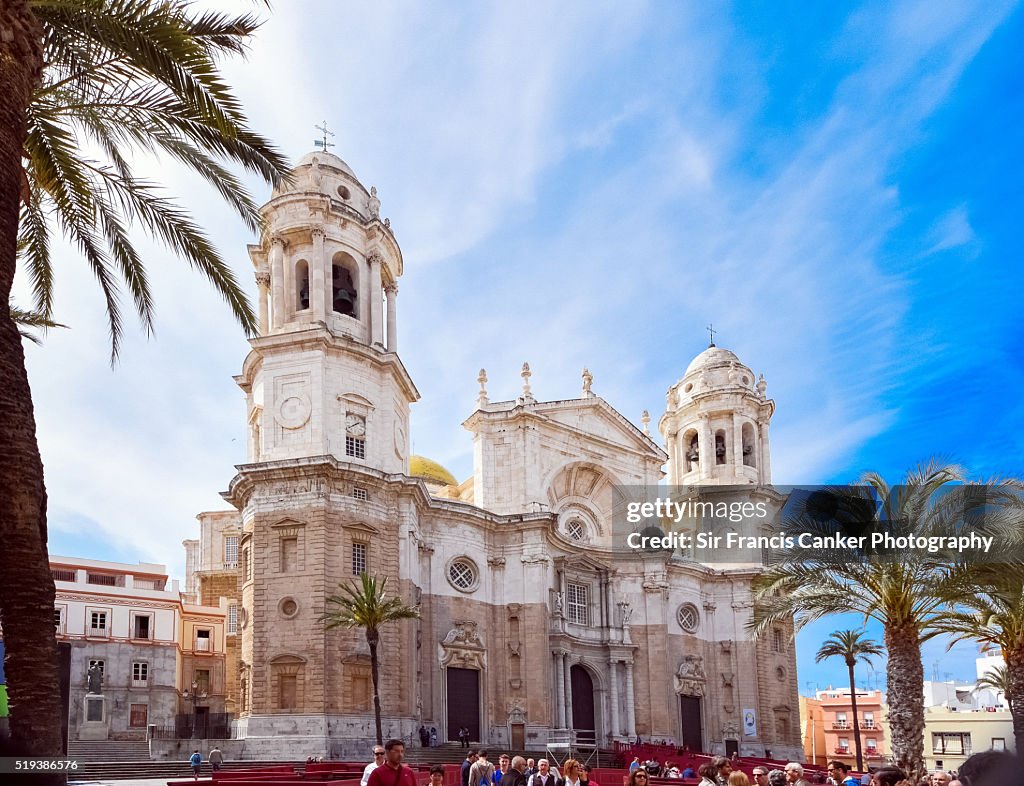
xmin=677 ymin=603 xmax=700 ymax=633
xmin=447 ymin=558 xmax=479 ymax=593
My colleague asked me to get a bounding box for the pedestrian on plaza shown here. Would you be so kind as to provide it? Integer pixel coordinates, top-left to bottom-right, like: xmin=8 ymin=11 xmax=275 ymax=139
xmin=867 ymin=766 xmax=905 ymax=786
xmin=828 ymin=762 xmax=858 ymax=786
xmin=697 ymin=763 xmax=719 ymax=786
xmin=189 ymin=750 xmax=203 ymax=780
xmin=629 ymin=770 xmax=651 ymax=786
xmin=430 ymin=765 xmax=446 ymax=786
xmin=505 ymin=757 xmax=529 ymax=786
xmin=557 ymin=758 xmax=582 ymax=786
xmin=431 ymin=727 xmax=439 ymax=747
xmin=751 ymin=767 xmax=769 ymax=786
xmin=783 ymin=763 xmax=811 ymax=786
xmin=729 ymin=774 xmax=750 ymax=786
xmin=529 ymin=759 xmax=555 ymax=786
xmin=767 ymin=773 xmax=787 ymax=786
xmin=463 ymin=750 xmax=480 ymax=786
xmin=420 ymin=726 xmax=429 ymax=747
xmin=682 ymin=765 xmax=697 ymax=779
xmin=495 ymin=754 xmax=511 ymax=784
xmin=363 ymin=744 xmax=387 ymax=786
xmin=367 ymin=740 xmax=417 ymax=786
xmin=470 ymin=750 xmax=496 ymax=786
xmin=930 ymin=772 xmax=950 ymax=786
xmin=629 ymin=758 xmax=641 ymax=773
xmin=525 ymin=760 xmax=539 ymax=780
xmin=580 ymin=765 xmax=598 ymax=786
xmin=209 ymin=746 xmax=224 ymax=772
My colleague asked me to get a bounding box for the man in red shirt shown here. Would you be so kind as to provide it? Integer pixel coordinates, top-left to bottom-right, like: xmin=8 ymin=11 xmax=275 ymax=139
xmin=368 ymin=739 xmax=418 ymax=786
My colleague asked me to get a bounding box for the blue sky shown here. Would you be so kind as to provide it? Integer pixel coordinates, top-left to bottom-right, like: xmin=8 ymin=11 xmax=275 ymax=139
xmin=14 ymin=1 xmax=1024 ymax=693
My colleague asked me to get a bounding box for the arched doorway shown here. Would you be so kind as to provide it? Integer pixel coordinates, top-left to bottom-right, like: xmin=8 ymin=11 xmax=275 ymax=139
xmin=570 ymin=665 xmax=596 ymax=745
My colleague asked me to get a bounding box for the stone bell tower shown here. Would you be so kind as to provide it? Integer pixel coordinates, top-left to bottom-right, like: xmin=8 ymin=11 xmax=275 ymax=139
xmin=238 ymin=151 xmax=417 ymax=471
xmin=660 ymin=343 xmax=774 ymax=486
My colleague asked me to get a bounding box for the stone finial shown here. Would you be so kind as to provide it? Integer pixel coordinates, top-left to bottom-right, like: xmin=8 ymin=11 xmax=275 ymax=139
xmin=581 ymin=367 xmax=594 ymax=398
xmin=757 ymin=373 xmax=767 ymax=397
xmin=368 ymin=186 xmax=381 ymax=219
xmin=520 ymin=362 xmax=534 ymax=403
xmin=641 ymin=410 xmax=651 ymax=436
xmin=477 ymin=369 xmax=489 ymax=407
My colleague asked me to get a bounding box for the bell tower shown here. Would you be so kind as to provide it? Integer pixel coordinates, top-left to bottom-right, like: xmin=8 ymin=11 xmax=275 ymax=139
xmin=237 ymin=150 xmax=417 ymax=473
xmin=659 ymin=344 xmax=774 ymax=486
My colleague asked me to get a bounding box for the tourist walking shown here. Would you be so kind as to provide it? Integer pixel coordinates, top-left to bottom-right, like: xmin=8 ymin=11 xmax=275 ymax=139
xmin=189 ymin=750 xmax=203 ymax=781
xmin=470 ymin=750 xmax=496 ymax=786
xmin=463 ymin=751 xmax=480 ymax=786
xmin=784 ymin=763 xmax=812 ymax=786
xmin=209 ymin=746 xmax=224 ymax=772
xmin=420 ymin=726 xmax=430 ymax=747
xmin=495 ymin=754 xmax=511 ymax=784
xmin=558 ymin=758 xmax=582 ymax=786
xmin=430 ymin=765 xmax=446 ymax=786
xmin=581 ymin=764 xmax=599 ymax=786
xmin=828 ymin=762 xmax=859 ymax=786
xmin=525 ymin=759 xmax=538 ymax=780
xmin=629 ymin=770 xmax=651 ymax=786
xmin=431 ymin=727 xmax=438 ymax=747
xmin=505 ymin=756 xmax=529 ymax=786
xmin=698 ymin=763 xmax=720 ymax=786
xmin=367 ymin=740 xmax=417 ymax=786
xmin=529 ymin=759 xmax=555 ymax=786
xmin=363 ymin=745 xmax=386 ymax=786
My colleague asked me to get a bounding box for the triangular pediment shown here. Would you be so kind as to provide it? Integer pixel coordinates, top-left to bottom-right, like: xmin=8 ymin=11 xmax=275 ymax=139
xmin=530 ymin=397 xmax=667 ymax=461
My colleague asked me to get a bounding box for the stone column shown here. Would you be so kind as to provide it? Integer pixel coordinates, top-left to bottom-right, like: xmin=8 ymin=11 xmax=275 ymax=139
xmin=555 ymin=651 xmax=566 ymax=728
xmin=698 ymin=414 xmax=713 ymax=481
xmin=256 ymin=272 xmax=270 ymax=335
xmin=311 ymin=228 xmax=326 ymax=323
xmin=385 ymin=283 xmax=398 ymax=352
xmin=269 ymin=237 xmax=285 ymax=329
xmin=369 ymin=252 xmax=384 ymax=347
xmin=759 ymin=420 xmax=772 ymax=484
xmin=732 ymin=412 xmax=743 ymax=473
xmin=564 ymin=652 xmax=574 ymax=731
xmin=609 ymin=660 xmax=620 ymax=739
xmin=359 ymin=253 xmax=372 ymax=333
xmin=625 ymin=661 xmax=636 ymax=738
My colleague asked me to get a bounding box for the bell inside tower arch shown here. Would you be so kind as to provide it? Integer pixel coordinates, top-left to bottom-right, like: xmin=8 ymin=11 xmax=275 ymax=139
xmin=332 ymin=257 xmax=358 ymax=317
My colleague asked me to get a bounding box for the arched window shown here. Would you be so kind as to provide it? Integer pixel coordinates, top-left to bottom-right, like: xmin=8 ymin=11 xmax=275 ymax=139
xmin=742 ymin=422 xmax=756 ymax=467
xmin=715 ymin=429 xmax=727 ymax=465
xmin=295 ymin=260 xmax=310 ymax=311
xmin=332 ymin=262 xmax=357 ymax=317
xmin=683 ymin=430 xmax=699 ymax=473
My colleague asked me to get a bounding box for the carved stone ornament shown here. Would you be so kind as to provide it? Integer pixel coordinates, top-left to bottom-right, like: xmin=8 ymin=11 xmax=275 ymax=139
xmin=674 ymin=654 xmax=706 ymax=697
xmin=721 ymin=671 xmax=735 ymax=689
xmin=507 ymin=698 xmax=528 ymax=724
xmin=722 ymin=722 xmax=738 ymax=737
xmin=439 ymin=621 xmax=486 ymax=670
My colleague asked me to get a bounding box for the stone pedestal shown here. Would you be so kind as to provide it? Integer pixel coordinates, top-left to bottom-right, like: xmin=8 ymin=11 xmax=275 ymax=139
xmin=78 ymin=694 xmax=109 ymax=740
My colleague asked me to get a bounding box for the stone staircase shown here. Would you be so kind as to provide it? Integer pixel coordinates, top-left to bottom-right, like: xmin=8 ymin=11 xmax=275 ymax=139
xmin=67 ymin=739 xmax=152 ymax=762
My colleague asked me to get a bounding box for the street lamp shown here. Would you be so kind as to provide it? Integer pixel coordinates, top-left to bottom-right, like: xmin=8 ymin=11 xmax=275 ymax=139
xmin=183 ymin=681 xmax=208 ymax=738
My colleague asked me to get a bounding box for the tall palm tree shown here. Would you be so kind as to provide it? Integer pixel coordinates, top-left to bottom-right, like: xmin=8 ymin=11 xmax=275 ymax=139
xmin=8 ymin=298 xmax=67 ymax=344
xmin=815 ymin=630 xmax=884 ymax=772
xmin=322 ymin=574 xmax=420 ymax=744
xmin=931 ymin=564 xmax=1024 ymax=752
xmin=1 ymin=1 xmax=287 ymax=773
xmin=973 ymin=663 xmax=1010 ymax=708
xmin=749 ymin=461 xmax=1022 ymax=782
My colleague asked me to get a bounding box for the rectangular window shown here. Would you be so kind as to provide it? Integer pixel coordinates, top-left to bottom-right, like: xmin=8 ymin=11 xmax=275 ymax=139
xmin=566 ymin=583 xmax=589 ymax=625
xmin=838 ymin=738 xmax=849 ymax=751
xmin=88 ymin=658 xmax=105 ymax=674
xmin=993 ymin=738 xmax=1006 ymax=751
xmin=280 ymin=536 xmax=297 ymax=573
xmin=194 ymin=669 xmax=210 ymax=695
xmin=90 ymin=611 xmax=108 ymax=634
xmin=351 ymin=487 xmax=368 ymax=501
xmin=51 ymin=568 xmax=76 ymax=582
xmin=224 ymin=535 xmax=239 ymax=568
xmin=54 ymin=607 xmax=64 ymax=631
xmin=279 ymin=674 xmax=297 ymax=710
xmin=129 ymin=704 xmax=148 ymax=727
xmin=866 ymin=738 xmax=877 ymax=751
xmin=87 ymin=572 xmax=120 ymax=586
xmin=863 ymin=711 xmax=874 ymax=728
xmin=345 ymin=435 xmax=366 ymax=459
xmin=131 ymin=662 xmax=149 ymax=686
xmin=132 ymin=614 xmax=151 ymax=639
xmin=352 ymin=542 xmax=367 ymax=576
xmin=227 ymin=604 xmax=238 ymax=635
xmin=772 ymin=628 xmax=783 ymax=653
xmin=196 ymin=629 xmax=211 ymax=652
xmin=242 ymin=546 xmax=251 ymax=581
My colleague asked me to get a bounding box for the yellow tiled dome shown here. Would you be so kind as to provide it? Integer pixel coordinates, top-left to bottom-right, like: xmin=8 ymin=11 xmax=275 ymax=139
xmin=409 ymin=455 xmax=458 ymax=487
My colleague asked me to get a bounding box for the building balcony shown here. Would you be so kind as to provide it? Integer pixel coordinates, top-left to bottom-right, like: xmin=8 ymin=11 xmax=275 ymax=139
xmin=834 ymin=747 xmax=851 ymax=755
xmin=832 ymin=722 xmax=850 ymax=729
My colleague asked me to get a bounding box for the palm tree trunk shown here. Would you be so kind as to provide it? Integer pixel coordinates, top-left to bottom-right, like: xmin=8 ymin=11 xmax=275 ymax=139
xmin=0 ymin=4 xmax=65 ymax=785
xmin=884 ymin=624 xmax=924 ymax=782
xmin=1004 ymin=647 xmax=1024 ymax=755
xmin=368 ymin=630 xmax=383 ymax=745
xmin=847 ymin=661 xmax=863 ymax=773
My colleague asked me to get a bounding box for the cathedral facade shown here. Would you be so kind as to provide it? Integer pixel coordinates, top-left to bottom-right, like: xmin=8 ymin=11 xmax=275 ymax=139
xmin=183 ymin=150 xmax=802 ymax=760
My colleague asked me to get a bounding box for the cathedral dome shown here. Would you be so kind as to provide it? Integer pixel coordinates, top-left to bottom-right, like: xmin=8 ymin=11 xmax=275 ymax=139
xmin=409 ymin=455 xmax=458 ymax=487
xmin=296 ymin=150 xmax=358 ymax=180
xmin=684 ymin=345 xmax=741 ymax=376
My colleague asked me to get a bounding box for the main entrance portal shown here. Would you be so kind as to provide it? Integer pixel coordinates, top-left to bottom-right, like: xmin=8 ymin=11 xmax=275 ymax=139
xmin=679 ymin=695 xmax=702 ymax=752
xmin=570 ymin=665 xmax=596 ymax=745
xmin=446 ymin=667 xmax=480 ymax=742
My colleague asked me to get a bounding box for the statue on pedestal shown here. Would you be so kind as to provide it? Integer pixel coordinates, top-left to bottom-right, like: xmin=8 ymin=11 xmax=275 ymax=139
xmin=87 ymin=663 xmax=103 ymax=694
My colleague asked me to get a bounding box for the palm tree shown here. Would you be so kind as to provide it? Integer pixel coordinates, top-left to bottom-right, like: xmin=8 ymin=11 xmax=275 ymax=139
xmin=322 ymin=574 xmax=420 ymax=744
xmin=9 ymin=298 xmax=67 ymax=344
xmin=930 ymin=564 xmax=1024 ymax=752
xmin=815 ymin=630 xmax=884 ymax=772
xmin=1 ymin=0 xmax=287 ymax=771
xmin=973 ymin=663 xmax=1010 ymax=708
xmin=749 ymin=460 xmax=1023 ymax=782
